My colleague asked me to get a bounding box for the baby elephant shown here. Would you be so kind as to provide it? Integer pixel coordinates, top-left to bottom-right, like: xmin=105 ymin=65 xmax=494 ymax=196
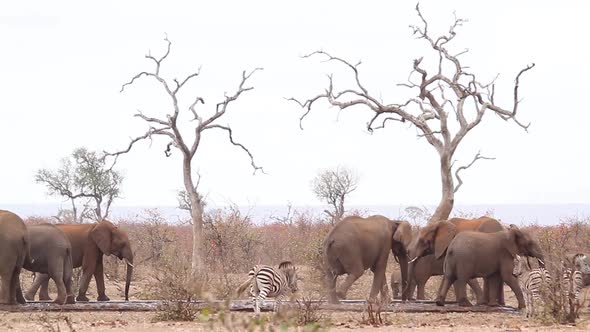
xmin=23 ymin=224 xmax=74 ymax=304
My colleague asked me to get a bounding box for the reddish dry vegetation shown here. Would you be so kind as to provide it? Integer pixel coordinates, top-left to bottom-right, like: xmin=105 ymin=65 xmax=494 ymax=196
xmin=17 ymin=210 xmax=590 ymax=331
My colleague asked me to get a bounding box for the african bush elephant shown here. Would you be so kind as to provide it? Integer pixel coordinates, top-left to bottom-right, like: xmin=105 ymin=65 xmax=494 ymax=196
xmin=323 ymin=215 xmax=412 ymax=304
xmin=390 ymin=270 xmax=402 ymax=299
xmin=26 ymin=219 xmax=134 ymax=302
xmin=23 ymin=223 xmax=74 ymax=304
xmin=435 ymin=224 xmax=545 ymax=309
xmin=0 ymin=210 xmax=29 ymax=304
xmin=406 ymin=216 xmax=504 ymax=304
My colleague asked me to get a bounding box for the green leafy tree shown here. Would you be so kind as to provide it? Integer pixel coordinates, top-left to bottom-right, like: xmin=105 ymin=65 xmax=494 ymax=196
xmin=35 ymin=147 xmax=123 ymax=222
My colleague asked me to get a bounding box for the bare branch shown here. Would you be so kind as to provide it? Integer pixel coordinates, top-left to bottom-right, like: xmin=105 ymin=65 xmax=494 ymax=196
xmin=105 ymin=126 xmax=173 ymax=158
xmin=454 ymin=151 xmax=496 ymax=193
xmin=189 ymin=96 xmax=205 ymax=122
xmin=202 ymin=124 xmax=264 ymax=174
xmin=200 ymin=68 xmax=263 ymax=130
xmin=134 ymin=110 xmax=168 ymax=126
xmin=146 ymin=34 xmax=171 ymax=75
xmin=173 ymin=66 xmax=202 ymax=93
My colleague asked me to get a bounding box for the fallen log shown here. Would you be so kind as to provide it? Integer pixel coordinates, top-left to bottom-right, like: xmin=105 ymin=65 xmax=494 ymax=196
xmin=0 ymin=299 xmax=519 ymax=314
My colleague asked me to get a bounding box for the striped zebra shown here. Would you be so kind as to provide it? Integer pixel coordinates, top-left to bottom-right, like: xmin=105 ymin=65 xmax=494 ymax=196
xmin=235 ymin=261 xmax=299 ymax=314
xmin=513 ymin=255 xmax=551 ymax=317
xmin=561 ymin=254 xmax=587 ymax=311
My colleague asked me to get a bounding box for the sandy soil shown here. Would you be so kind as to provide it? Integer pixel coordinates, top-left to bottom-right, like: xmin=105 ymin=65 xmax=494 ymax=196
xmin=1 ymin=310 xmax=589 ymax=331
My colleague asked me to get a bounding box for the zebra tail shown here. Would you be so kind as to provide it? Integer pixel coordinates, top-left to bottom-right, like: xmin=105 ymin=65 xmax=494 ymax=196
xmin=235 ymin=275 xmax=254 ymax=298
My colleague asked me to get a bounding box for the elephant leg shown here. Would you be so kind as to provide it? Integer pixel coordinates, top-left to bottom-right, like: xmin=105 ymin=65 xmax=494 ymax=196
xmin=416 ymin=279 xmax=427 ymax=300
xmin=26 ymin=273 xmax=48 ymax=301
xmin=0 ymin=269 xmax=11 ymax=304
xmin=500 ymin=265 xmax=525 ymax=309
xmin=453 ymin=280 xmax=471 ymax=307
xmin=15 ymin=271 xmax=25 ymax=304
xmin=51 ymin=272 xmax=67 ymax=305
xmin=325 ymin=270 xmax=339 ymax=304
xmin=467 ymin=278 xmax=484 ymax=305
xmin=63 ymin=257 xmax=75 ymax=304
xmin=38 ymin=274 xmax=52 ymax=301
xmin=497 ymin=280 xmax=505 ymax=306
xmin=407 ymin=280 xmax=417 ymax=301
xmin=369 ymin=259 xmax=388 ymax=303
xmin=49 ymin=258 xmax=67 ymax=305
xmin=378 ymin=273 xmax=391 ymax=304
xmin=435 ymin=275 xmax=455 ymax=307
xmin=336 ymin=269 xmax=364 ymax=300
xmin=77 ymin=262 xmax=97 ymax=302
xmin=94 ymin=260 xmax=110 ymax=301
xmin=482 ymin=277 xmax=489 ymax=304
xmin=10 ymin=266 xmax=23 ymax=305
xmin=486 ymin=275 xmax=500 ymax=306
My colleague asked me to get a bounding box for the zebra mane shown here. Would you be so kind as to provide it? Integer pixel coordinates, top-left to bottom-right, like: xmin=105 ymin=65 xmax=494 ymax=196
xmin=278 ymin=261 xmax=295 ymax=270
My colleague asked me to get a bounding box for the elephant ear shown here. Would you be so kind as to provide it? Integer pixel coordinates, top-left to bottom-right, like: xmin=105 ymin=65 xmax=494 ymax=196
xmin=91 ymin=221 xmax=113 ymax=256
xmin=393 ymin=221 xmax=412 ymax=249
xmin=434 ymin=221 xmax=458 ymax=260
xmin=506 ymin=224 xmax=522 ymax=258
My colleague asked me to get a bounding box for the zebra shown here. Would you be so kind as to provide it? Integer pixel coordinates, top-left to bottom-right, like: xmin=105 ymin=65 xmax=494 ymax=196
xmin=513 ymin=254 xmax=552 ymax=317
xmin=561 ymin=253 xmax=587 ymax=311
xmin=235 ymin=261 xmax=299 ymax=314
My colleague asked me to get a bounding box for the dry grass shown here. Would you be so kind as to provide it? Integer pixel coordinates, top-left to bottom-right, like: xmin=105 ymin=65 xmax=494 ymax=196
xmin=18 ymin=210 xmax=590 ymax=330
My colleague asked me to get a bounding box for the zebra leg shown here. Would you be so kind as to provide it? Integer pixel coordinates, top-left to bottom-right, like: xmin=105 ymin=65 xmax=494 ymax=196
xmin=274 ymin=294 xmax=285 ymax=313
xmin=250 ymin=285 xmax=260 ymax=314
xmin=256 ymin=289 xmax=269 ymax=315
xmin=529 ymin=291 xmax=535 ymax=317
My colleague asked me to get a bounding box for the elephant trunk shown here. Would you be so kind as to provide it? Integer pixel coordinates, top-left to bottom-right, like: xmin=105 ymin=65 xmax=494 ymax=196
xmin=398 ymin=252 xmax=409 ymax=301
xmin=404 ymin=259 xmax=415 ymax=301
xmin=122 ymin=246 xmax=134 ymax=301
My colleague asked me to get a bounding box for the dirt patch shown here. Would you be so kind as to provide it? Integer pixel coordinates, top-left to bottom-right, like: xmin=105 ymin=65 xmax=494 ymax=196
xmin=1 ymin=310 xmax=589 ymax=331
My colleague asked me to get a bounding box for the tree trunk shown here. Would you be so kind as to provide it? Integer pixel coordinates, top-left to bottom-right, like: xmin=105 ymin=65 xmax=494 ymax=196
xmin=71 ymin=198 xmax=78 ymax=223
xmin=429 ymin=154 xmax=454 ymax=223
xmin=183 ymin=157 xmax=205 ymax=277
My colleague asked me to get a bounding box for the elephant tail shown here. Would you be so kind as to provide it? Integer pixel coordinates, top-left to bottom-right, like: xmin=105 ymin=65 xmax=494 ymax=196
xmin=22 ymin=236 xmax=34 ymax=268
xmin=64 ymin=248 xmax=73 ymax=278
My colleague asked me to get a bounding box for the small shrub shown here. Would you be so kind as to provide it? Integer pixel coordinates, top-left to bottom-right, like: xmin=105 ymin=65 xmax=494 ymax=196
xmin=296 ymin=296 xmax=326 ymax=326
xmin=359 ymin=302 xmax=390 ymax=327
xmin=152 ymin=301 xmax=198 ymax=322
xmin=38 ymin=314 xmax=76 ymax=332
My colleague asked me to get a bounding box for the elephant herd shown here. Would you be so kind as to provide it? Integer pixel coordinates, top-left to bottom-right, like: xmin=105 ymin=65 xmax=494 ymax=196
xmin=0 ymin=209 xmax=133 ymax=305
xmin=321 ymin=215 xmax=567 ymax=310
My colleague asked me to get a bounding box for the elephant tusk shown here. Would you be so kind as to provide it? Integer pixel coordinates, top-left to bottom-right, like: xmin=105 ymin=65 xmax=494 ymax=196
xmin=408 ymin=257 xmax=419 ymax=264
xmin=537 ymin=258 xmax=545 ymax=267
xmin=124 ymin=258 xmax=134 ymax=268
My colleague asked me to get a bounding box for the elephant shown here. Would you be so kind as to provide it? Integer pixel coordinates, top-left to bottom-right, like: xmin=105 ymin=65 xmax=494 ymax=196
xmin=435 ymin=224 xmax=545 ymax=309
xmin=26 ymin=219 xmax=134 ymax=302
xmin=405 ymin=216 xmax=505 ymax=305
xmin=323 ymin=215 xmax=412 ymax=304
xmin=22 ymin=223 xmax=74 ymax=304
xmin=0 ymin=210 xmax=29 ymax=304
xmin=390 ymin=270 xmax=402 ymax=299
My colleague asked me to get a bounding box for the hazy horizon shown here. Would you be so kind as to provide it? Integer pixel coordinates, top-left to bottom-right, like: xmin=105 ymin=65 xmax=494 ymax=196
xmin=5 ymin=202 xmax=590 ymax=226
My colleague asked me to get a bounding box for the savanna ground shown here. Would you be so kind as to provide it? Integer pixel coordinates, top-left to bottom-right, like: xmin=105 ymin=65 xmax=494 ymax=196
xmin=5 ymin=207 xmax=590 ymax=331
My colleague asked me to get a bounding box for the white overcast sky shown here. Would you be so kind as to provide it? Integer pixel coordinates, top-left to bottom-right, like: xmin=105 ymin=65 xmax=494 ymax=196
xmin=1 ymin=0 xmax=589 ymax=208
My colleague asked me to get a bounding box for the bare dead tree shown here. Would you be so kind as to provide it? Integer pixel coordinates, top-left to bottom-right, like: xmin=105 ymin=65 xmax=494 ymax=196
xmin=106 ymin=37 xmax=263 ymax=276
xmin=290 ymin=4 xmax=533 ymax=223
xmin=311 ymin=166 xmax=358 ymax=225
